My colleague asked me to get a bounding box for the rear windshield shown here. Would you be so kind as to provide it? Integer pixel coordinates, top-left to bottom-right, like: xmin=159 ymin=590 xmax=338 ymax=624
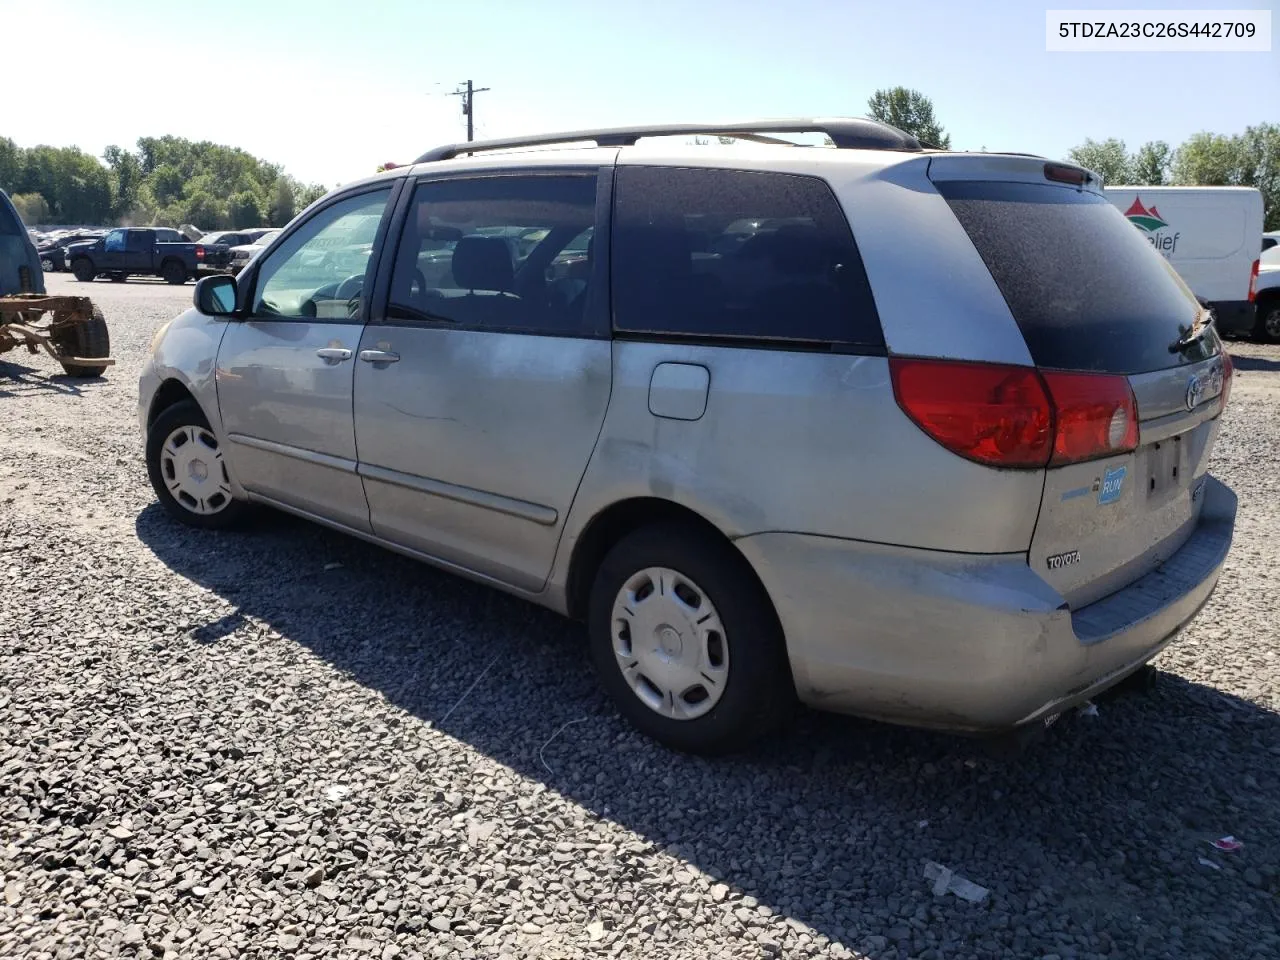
xmin=937 ymin=180 xmax=1212 ymax=374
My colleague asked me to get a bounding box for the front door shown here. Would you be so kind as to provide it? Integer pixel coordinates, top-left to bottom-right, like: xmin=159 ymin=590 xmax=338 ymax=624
xmin=98 ymin=229 xmax=127 ymax=271
xmin=354 ymin=171 xmax=611 ymax=591
xmin=216 ymin=186 xmax=394 ymax=531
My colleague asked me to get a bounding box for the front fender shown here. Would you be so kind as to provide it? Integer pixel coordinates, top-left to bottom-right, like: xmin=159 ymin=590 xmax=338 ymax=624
xmin=141 ymin=307 xmax=239 ymax=491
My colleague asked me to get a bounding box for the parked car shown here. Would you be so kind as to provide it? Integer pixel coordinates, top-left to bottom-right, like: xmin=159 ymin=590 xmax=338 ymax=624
xmin=227 ymin=229 xmax=283 ymax=274
xmin=139 ymin=119 xmax=1237 ymax=754
xmin=36 ymin=232 xmax=105 ymax=273
xmin=1251 ymin=245 xmax=1280 ymax=343
xmin=66 ymin=227 xmax=233 ymax=284
xmin=1104 ymin=186 xmax=1264 ymax=339
xmin=1 ymin=189 xmax=45 ymax=295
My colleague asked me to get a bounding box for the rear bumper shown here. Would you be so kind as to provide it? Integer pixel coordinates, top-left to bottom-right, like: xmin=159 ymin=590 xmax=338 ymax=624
xmin=735 ymin=475 xmax=1236 ymax=732
xmin=1208 ymin=299 xmax=1255 ymax=335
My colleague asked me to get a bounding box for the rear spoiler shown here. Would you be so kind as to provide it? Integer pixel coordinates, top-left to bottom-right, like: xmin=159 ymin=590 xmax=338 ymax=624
xmin=926 ymin=155 xmax=1103 ymax=194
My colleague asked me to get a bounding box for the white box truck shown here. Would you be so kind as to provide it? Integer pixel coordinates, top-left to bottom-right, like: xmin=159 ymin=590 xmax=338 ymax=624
xmin=1104 ymin=186 xmax=1264 ymax=338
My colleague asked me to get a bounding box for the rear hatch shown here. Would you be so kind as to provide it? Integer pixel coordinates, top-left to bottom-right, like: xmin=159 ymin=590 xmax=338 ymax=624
xmin=929 ymin=157 xmax=1230 ymax=608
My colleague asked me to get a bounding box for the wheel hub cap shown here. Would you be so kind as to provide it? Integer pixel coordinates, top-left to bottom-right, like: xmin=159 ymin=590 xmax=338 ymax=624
xmin=610 ymin=567 xmax=729 ymax=721
xmin=159 ymin=425 xmax=232 ymax=516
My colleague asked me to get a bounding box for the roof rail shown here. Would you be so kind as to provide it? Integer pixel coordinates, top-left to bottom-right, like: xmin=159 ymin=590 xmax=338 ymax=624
xmin=414 ymin=118 xmax=923 ymax=163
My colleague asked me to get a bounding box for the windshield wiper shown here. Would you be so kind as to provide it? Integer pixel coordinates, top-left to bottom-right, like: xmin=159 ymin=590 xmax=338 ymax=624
xmin=1170 ymin=309 xmax=1216 ymax=353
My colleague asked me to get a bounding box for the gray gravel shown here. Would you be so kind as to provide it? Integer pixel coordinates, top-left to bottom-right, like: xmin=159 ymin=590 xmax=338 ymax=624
xmin=2 ymin=274 xmax=1278 ymax=960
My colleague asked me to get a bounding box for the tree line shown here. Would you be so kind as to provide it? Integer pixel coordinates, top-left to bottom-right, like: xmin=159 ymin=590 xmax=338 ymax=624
xmin=0 ymin=135 xmax=327 ymax=229
xmin=870 ymin=88 xmax=1278 ymax=230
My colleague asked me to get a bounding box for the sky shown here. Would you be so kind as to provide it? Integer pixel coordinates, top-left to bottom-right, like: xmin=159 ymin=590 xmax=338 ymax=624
xmin=3 ymin=0 xmax=1277 ymax=188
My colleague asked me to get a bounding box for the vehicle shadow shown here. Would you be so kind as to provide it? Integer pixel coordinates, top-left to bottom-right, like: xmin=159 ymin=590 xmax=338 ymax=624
xmin=0 ymin=358 xmax=99 ymax=395
xmin=1228 ymin=353 xmax=1280 ymax=373
xmin=134 ymin=504 xmax=1280 ymax=958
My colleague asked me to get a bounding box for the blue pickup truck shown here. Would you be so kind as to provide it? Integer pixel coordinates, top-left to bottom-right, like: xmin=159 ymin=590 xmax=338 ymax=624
xmin=66 ymin=227 xmax=232 ymax=285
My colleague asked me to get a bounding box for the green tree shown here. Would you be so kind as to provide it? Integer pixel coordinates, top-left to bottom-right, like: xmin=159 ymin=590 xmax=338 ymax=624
xmin=867 ymin=87 xmax=951 ymax=148
xmin=10 ymin=192 xmax=50 ymax=225
xmin=1067 ymin=138 xmax=1131 ymax=184
xmin=296 ymin=182 xmax=327 ymax=209
xmin=1129 ymin=141 xmax=1172 ymax=185
xmin=229 ymin=190 xmax=265 ymax=227
xmin=1171 ymin=132 xmax=1244 ymax=186
xmin=103 ymin=144 xmax=144 ymax=221
xmin=269 ymin=178 xmax=296 ymax=226
xmin=0 ymin=137 xmax=20 ymax=193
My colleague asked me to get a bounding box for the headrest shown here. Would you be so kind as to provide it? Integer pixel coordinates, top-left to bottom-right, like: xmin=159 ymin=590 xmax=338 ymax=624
xmin=452 ymin=236 xmax=513 ymax=291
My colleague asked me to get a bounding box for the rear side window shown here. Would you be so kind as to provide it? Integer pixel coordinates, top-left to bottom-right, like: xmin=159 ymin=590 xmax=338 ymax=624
xmin=612 ymin=166 xmax=883 ymax=349
xmin=387 ymin=173 xmax=599 ymax=336
xmin=937 ymin=181 xmax=1208 ymax=374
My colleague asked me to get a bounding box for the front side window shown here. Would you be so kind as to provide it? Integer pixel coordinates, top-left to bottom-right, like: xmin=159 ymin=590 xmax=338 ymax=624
xmin=104 ymin=230 xmax=126 ymax=252
xmin=387 ymin=173 xmax=598 ymax=335
xmin=253 ymin=189 xmax=391 ymax=320
xmin=611 ymin=166 xmax=883 ymax=348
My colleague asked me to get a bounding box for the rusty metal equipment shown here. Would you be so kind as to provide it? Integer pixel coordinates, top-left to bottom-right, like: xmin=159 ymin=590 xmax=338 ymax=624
xmin=0 ymin=293 xmax=114 ymax=378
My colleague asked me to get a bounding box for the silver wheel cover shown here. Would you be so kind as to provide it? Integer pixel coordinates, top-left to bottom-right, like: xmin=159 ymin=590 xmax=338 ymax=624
xmin=610 ymin=566 xmax=729 ymax=720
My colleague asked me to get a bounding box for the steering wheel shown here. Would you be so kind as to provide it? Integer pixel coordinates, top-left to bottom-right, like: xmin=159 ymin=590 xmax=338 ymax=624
xmin=335 ymin=273 xmax=365 ymax=300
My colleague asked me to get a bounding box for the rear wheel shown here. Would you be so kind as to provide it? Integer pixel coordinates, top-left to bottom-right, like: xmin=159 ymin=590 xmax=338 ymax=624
xmin=52 ymin=306 xmax=111 ymax=378
xmin=1256 ymin=301 xmax=1280 ymax=344
xmin=146 ymin=400 xmax=249 ymax=529
xmin=71 ymin=259 xmax=94 ymax=282
xmin=161 ymin=260 xmax=188 ymax=285
xmin=40 ymin=256 xmax=54 ymax=272
xmin=587 ymin=523 xmax=792 ymax=754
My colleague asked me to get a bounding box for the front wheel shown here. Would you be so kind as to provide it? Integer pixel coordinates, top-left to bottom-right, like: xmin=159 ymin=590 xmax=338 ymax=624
xmin=587 ymin=524 xmax=793 ymax=754
xmin=146 ymin=401 xmax=249 ymax=529
xmin=1256 ymin=302 xmax=1280 ymax=344
xmin=71 ymin=259 xmax=95 ymax=282
xmin=161 ymin=260 xmax=188 ymax=285
xmin=40 ymin=257 xmax=54 ymax=272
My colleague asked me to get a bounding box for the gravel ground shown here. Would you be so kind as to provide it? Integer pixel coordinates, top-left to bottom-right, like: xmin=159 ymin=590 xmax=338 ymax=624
xmin=2 ymin=273 xmax=1279 ymax=960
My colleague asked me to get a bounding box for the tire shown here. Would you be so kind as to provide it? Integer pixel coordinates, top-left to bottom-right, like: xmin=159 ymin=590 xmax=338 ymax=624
xmin=52 ymin=305 xmax=111 ymax=378
xmin=587 ymin=523 xmax=793 ymax=754
xmin=71 ymin=259 xmax=95 ymax=282
xmin=145 ymin=400 xmax=249 ymax=529
xmin=40 ymin=257 xmax=54 ymax=273
xmin=1255 ymin=301 xmax=1280 ymax=344
xmin=161 ymin=260 xmax=188 ymax=285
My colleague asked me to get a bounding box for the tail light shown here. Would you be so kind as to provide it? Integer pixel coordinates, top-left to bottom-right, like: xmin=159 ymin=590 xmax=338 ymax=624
xmin=890 ymin=358 xmax=1139 ymax=469
xmin=195 ymin=245 xmax=205 ymax=262
xmin=1248 ymin=259 xmax=1259 ymax=302
xmin=1040 ymin=371 xmax=1139 ymax=466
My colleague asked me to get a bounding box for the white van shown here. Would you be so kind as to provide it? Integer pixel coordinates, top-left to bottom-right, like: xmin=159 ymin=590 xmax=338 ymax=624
xmin=1104 ymin=186 xmax=1263 ymax=337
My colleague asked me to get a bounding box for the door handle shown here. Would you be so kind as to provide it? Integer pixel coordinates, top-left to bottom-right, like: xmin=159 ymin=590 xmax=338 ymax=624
xmin=359 ymin=349 xmax=400 ymax=364
xmin=315 ymin=347 xmax=352 ymax=363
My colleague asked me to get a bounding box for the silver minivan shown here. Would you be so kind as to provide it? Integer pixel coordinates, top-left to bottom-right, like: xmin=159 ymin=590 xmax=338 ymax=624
xmin=138 ymin=120 xmax=1237 ymax=754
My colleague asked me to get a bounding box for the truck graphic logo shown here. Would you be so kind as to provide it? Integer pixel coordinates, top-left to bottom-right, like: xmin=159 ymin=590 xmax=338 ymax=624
xmin=1123 ymin=196 xmax=1180 ymax=255
xmin=1124 ymin=196 xmax=1169 ymax=233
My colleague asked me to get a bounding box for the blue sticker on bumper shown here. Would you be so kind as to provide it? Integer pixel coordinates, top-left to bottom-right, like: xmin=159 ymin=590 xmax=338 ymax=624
xmin=1098 ymin=466 xmax=1126 ymax=505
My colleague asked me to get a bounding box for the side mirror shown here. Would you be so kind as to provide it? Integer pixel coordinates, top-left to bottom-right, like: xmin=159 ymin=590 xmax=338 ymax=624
xmin=195 ymin=274 xmax=238 ymax=316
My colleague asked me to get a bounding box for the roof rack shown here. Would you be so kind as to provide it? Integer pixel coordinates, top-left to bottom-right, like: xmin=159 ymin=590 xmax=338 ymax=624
xmin=415 ymin=118 xmax=923 ymax=163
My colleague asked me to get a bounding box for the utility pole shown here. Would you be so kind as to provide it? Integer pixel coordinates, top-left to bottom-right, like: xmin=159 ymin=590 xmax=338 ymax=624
xmin=449 ymin=80 xmax=491 ymax=142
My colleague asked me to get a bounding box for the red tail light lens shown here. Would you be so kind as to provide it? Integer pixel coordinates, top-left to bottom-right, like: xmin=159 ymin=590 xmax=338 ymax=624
xmin=1248 ymin=259 xmax=1259 ymax=302
xmin=889 ymin=359 xmax=1052 ymax=467
xmin=196 ymin=245 xmax=205 ymax=262
xmin=890 ymin=358 xmax=1140 ymax=469
xmin=1040 ymin=371 xmax=1139 ymax=466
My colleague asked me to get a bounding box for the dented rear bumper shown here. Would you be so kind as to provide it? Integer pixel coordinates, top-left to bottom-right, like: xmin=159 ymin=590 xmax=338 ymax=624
xmin=735 ymin=475 xmax=1236 ymax=732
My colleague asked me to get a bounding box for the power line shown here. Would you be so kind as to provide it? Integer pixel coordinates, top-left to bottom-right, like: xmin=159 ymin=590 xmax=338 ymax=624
xmin=447 ymin=80 xmax=491 ymax=142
